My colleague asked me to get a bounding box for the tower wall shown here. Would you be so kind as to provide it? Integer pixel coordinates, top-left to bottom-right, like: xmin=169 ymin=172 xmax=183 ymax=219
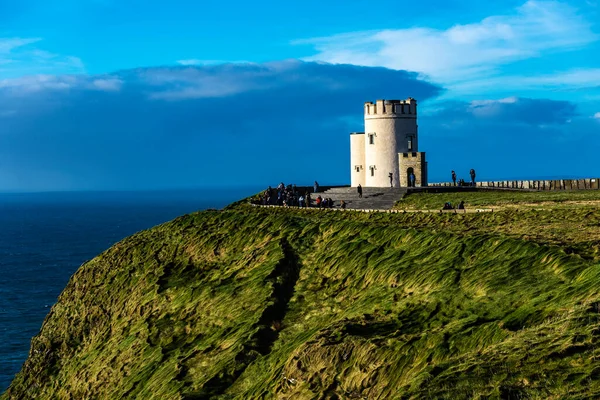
xmin=364 ymin=98 xmax=418 ymax=187
xmin=399 ymin=152 xmax=428 ymax=187
xmin=350 ymin=132 xmax=366 ymax=187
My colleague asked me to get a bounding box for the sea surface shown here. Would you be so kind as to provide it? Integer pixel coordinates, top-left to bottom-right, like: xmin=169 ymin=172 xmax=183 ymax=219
xmin=0 ymin=188 xmax=258 ymax=392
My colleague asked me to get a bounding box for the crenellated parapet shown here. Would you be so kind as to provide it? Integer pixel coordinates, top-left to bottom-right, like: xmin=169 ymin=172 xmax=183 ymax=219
xmin=364 ymin=98 xmax=417 ymax=118
xmin=400 ymin=152 xmax=425 ymax=161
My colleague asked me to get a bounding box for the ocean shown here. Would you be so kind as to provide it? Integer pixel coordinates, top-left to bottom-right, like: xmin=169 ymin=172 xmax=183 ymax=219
xmin=0 ymin=188 xmax=258 ymax=392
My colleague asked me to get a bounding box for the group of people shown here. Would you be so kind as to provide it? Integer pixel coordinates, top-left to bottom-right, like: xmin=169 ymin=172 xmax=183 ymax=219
xmin=259 ymin=183 xmax=308 ymax=207
xmin=451 ymin=169 xmax=476 ymax=186
xmin=442 ymin=201 xmax=465 ymax=210
xmin=258 ymin=181 xmax=337 ymax=209
xmin=315 ymin=196 xmax=337 ymax=209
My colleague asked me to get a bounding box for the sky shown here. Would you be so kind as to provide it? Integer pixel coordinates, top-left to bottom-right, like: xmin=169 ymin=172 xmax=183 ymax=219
xmin=0 ymin=0 xmax=599 ymax=191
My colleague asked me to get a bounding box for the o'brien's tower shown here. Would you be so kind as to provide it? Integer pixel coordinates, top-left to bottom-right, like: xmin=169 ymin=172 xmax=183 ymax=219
xmin=350 ymin=98 xmax=427 ymax=188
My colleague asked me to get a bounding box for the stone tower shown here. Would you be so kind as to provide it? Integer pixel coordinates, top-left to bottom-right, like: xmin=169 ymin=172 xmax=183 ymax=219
xmin=350 ymin=98 xmax=425 ymax=187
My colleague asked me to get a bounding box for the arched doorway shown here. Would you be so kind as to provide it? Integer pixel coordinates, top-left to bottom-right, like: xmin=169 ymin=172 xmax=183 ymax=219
xmin=406 ymin=167 xmax=414 ymax=187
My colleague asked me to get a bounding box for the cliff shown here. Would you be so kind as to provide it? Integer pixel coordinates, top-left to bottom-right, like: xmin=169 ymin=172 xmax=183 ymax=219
xmin=3 ymin=195 xmax=600 ymax=399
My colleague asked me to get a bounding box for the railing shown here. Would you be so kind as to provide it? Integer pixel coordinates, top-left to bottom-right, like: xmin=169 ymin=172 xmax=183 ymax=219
xmin=429 ymin=178 xmax=600 ymax=191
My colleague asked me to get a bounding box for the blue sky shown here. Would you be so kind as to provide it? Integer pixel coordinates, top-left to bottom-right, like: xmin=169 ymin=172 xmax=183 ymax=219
xmin=0 ymin=0 xmax=599 ymax=190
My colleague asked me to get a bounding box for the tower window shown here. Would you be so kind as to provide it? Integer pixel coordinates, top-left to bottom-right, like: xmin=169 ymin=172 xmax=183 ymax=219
xmin=407 ymin=135 xmax=414 ymax=151
xmin=369 ymin=166 xmax=375 ymax=176
xmin=368 ymin=133 xmax=375 ymax=145
xmin=355 ymin=165 xmax=362 ymax=172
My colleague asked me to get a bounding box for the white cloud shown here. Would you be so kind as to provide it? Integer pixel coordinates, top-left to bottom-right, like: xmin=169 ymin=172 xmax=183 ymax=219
xmin=298 ymin=1 xmax=598 ymax=84
xmin=0 ymin=74 xmax=122 ymax=93
xmin=0 ymin=75 xmax=76 ymax=92
xmin=0 ymin=38 xmax=42 ymax=54
xmin=594 ymin=112 xmax=600 ymax=119
xmin=0 ymin=37 xmax=85 ymax=78
xmin=177 ymin=59 xmax=222 ymax=66
xmin=176 ymin=59 xmax=250 ymax=66
xmin=91 ymin=78 xmax=123 ymax=91
xmin=449 ymin=68 xmax=600 ymax=94
xmin=142 ymin=62 xmax=284 ymax=100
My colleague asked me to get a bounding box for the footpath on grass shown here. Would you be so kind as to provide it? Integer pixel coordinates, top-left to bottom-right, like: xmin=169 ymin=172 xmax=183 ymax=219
xmin=251 ymin=204 xmax=494 ymax=214
xmin=250 ymin=186 xmax=600 ymax=214
xmin=253 ymin=185 xmax=500 ymax=211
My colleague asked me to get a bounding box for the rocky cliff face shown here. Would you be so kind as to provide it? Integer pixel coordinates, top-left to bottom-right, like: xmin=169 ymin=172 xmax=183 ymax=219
xmin=4 ymin=207 xmax=600 ymax=399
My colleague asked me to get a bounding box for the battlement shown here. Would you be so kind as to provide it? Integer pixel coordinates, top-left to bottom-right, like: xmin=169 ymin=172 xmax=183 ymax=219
xmin=401 ymin=152 xmax=425 ymax=161
xmin=364 ymin=98 xmax=417 ymax=117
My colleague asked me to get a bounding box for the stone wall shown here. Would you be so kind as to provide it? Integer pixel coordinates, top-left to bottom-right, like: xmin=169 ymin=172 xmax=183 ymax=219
xmin=429 ymin=178 xmax=600 ymax=190
xmin=399 ymin=152 xmax=427 ymax=187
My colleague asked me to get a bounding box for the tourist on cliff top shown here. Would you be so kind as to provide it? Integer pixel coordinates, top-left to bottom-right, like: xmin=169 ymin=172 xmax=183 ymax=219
xmin=340 ymin=200 xmax=347 ymax=209
xmin=316 ymin=195 xmax=322 ymax=208
xmin=409 ymin=172 xmax=416 ymax=187
xmin=357 ymin=184 xmax=363 ymax=198
xmin=458 ymin=201 xmax=465 ymax=210
xmin=305 ymin=192 xmax=311 ymax=207
xmin=389 ymin=172 xmax=393 ymax=188
xmin=452 ymin=171 xmax=457 ymax=186
xmin=314 ymin=181 xmax=319 ymax=193
xmin=470 ymin=169 xmax=476 ymax=185
xmin=443 ymin=202 xmax=454 ymax=210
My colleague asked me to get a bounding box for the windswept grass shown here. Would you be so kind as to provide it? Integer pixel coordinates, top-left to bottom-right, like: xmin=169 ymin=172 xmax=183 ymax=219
xmin=396 ymin=189 xmax=600 ymax=210
xmin=4 ymin=194 xmax=600 ymax=399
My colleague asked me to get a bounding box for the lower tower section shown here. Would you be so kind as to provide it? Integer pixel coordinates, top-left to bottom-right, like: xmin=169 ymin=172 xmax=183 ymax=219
xmin=399 ymin=152 xmax=428 ymax=187
xmin=350 ymin=132 xmax=365 ymax=187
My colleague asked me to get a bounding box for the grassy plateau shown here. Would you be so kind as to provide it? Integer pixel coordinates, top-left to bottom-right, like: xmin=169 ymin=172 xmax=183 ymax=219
xmin=3 ymin=190 xmax=600 ymax=399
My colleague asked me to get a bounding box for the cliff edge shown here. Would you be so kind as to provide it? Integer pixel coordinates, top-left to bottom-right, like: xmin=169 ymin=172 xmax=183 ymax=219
xmin=3 ymin=198 xmax=600 ymax=399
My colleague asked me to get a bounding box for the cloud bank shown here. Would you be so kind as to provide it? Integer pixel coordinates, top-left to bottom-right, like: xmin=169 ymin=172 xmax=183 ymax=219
xmin=0 ymin=60 xmax=596 ymax=191
xmin=298 ymin=1 xmax=598 ymax=92
xmin=428 ymin=97 xmax=577 ymax=126
xmin=419 ymin=96 xmax=598 ymax=181
xmin=0 ymin=61 xmax=441 ymax=191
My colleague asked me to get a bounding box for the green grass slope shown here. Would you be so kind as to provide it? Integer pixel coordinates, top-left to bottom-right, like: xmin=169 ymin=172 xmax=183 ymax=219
xmin=395 ymin=189 xmax=600 ymax=210
xmin=4 ymin=198 xmax=600 ymax=399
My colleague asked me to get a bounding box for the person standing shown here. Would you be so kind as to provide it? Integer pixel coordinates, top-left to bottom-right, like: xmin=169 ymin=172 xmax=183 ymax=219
xmin=388 ymin=172 xmax=393 ymax=188
xmin=451 ymin=170 xmax=457 ymax=186
xmin=409 ymin=171 xmax=416 ymax=187
xmin=470 ymin=169 xmax=476 ymax=185
xmin=314 ymin=181 xmax=319 ymax=193
xmin=357 ymin=184 xmax=363 ymax=198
